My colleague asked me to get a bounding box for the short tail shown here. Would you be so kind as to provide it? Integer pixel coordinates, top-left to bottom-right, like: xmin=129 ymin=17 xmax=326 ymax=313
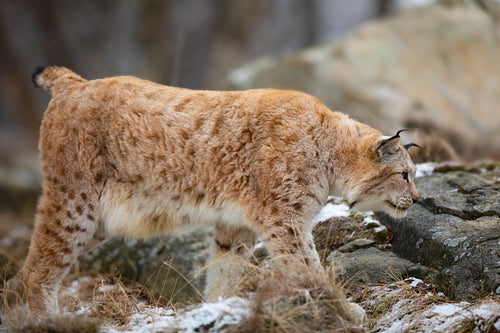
xmin=32 ymin=66 xmax=86 ymax=95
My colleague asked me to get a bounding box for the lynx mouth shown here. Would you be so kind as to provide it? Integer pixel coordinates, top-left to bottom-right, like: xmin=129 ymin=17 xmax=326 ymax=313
xmin=385 ymin=200 xmax=410 ymax=212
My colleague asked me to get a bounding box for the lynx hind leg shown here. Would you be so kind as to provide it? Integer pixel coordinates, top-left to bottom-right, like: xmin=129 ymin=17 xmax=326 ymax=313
xmin=204 ymin=224 xmax=258 ymax=301
xmin=21 ymin=180 xmax=104 ymax=314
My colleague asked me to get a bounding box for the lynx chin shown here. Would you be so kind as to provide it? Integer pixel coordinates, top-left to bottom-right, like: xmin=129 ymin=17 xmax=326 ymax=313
xmin=17 ymin=66 xmax=418 ymax=314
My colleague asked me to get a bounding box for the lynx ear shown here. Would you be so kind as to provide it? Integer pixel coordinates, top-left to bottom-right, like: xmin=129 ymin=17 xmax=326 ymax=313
xmin=377 ymin=136 xmax=401 ymax=162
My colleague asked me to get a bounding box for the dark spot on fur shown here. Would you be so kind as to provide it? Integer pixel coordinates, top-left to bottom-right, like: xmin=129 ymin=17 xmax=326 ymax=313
xmin=297 ymin=177 xmax=309 ymax=186
xmin=215 ymin=239 xmax=231 ymax=252
xmin=66 ymin=211 xmax=72 ymax=218
xmin=68 ymin=192 xmax=75 ymax=200
xmin=271 ymin=233 xmax=277 ymax=238
xmin=292 ymin=202 xmax=302 ymax=211
xmin=270 ymin=207 xmax=278 ymax=215
xmin=211 ymin=116 xmax=224 ymax=136
xmin=80 ymin=193 xmax=88 ymax=201
xmin=195 ymin=192 xmax=205 ymax=204
xmin=171 ymin=194 xmax=181 ymax=201
xmin=274 ymin=221 xmax=283 ymax=227
xmin=151 ymin=215 xmax=160 ymax=226
xmin=87 ymin=203 xmax=94 ymax=210
xmin=44 ymin=227 xmax=68 ymax=246
xmin=287 ymin=227 xmax=295 ymax=236
xmin=75 ymin=171 xmax=83 ymax=180
xmin=61 ymin=247 xmax=73 ymax=254
xmin=194 ymin=118 xmax=204 ymax=130
xmin=309 ymin=243 xmax=314 ymax=250
xmin=304 ymin=258 xmax=310 ymax=265
xmin=180 ymin=130 xmax=189 ymax=141
xmin=53 ymin=261 xmax=71 ymax=269
xmin=94 ymin=173 xmax=104 ymax=182
xmin=87 ymin=214 xmax=95 ymax=221
xmin=319 ymin=112 xmax=325 ymax=124
xmin=76 ymin=206 xmax=83 ymax=215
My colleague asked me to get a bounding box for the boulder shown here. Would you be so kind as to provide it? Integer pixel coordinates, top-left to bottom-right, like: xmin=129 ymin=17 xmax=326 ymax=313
xmin=78 ymin=227 xmax=213 ymax=304
xmin=327 ymin=246 xmax=434 ymax=288
xmin=378 ymin=170 xmax=500 ymax=300
xmin=222 ymin=1 xmax=500 ymax=161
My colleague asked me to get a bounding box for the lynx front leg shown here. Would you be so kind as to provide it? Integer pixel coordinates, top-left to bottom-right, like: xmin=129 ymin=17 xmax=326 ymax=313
xmin=244 ymin=191 xmax=324 ymax=271
xmin=259 ymin=217 xmax=322 ymax=270
xmin=204 ymin=224 xmax=257 ymax=301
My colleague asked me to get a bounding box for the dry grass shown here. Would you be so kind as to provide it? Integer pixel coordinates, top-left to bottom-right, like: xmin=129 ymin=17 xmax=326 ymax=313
xmin=224 ymin=257 xmax=366 ymax=333
xmin=60 ymin=273 xmax=156 ymax=325
xmin=355 ymin=278 xmax=446 ymax=330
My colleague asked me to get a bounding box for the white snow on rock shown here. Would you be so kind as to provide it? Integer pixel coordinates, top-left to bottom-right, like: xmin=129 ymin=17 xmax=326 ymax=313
xmin=311 ymin=197 xmax=388 ymax=235
xmin=365 ymin=279 xmax=500 ymax=333
xmin=416 ymin=162 xmax=435 ymax=178
xmin=312 ymin=197 xmax=350 ymax=224
xmin=103 ymin=297 xmax=249 ymax=333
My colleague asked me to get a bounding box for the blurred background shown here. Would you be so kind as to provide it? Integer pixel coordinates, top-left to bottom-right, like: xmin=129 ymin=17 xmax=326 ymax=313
xmin=0 ymin=0 xmax=499 ymax=241
xmin=1 ymin=0 xmax=449 ymax=158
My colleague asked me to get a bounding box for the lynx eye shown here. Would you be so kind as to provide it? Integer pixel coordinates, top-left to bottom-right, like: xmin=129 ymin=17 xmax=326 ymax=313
xmin=402 ymin=171 xmax=409 ymax=181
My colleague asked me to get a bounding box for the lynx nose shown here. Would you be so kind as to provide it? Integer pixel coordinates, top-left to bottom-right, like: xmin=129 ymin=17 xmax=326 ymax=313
xmin=412 ymin=192 xmax=419 ymax=204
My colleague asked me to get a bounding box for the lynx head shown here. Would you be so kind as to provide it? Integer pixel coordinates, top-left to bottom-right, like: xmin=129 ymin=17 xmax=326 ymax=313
xmin=347 ymin=129 xmax=420 ymax=218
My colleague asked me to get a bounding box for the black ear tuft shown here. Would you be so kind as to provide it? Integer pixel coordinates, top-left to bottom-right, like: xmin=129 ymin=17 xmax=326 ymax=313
xmin=403 ymin=143 xmax=421 ymax=150
xmin=32 ymin=66 xmax=46 ymax=88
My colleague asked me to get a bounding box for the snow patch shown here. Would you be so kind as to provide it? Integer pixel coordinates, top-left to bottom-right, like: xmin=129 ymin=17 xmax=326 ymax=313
xmin=430 ymin=303 xmax=463 ymax=317
xmin=416 ymin=162 xmax=435 ymax=178
xmin=312 ymin=197 xmax=350 ymax=224
xmin=103 ymin=297 xmax=249 ymax=333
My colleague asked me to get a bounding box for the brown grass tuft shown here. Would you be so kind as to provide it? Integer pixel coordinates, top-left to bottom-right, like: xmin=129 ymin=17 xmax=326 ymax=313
xmin=226 ymin=257 xmax=366 ymax=333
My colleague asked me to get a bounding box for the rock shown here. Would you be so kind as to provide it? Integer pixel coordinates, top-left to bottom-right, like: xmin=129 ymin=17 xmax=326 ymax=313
xmin=222 ymin=1 xmax=500 ymax=161
xmin=327 ymin=246 xmax=434 ymax=287
xmin=312 ymin=215 xmax=377 ymax=261
xmin=378 ymin=171 xmax=500 ymax=300
xmin=337 ymin=238 xmax=375 ymax=253
xmin=0 ymin=155 xmax=42 ymax=216
xmin=79 ymin=227 xmax=213 ymax=304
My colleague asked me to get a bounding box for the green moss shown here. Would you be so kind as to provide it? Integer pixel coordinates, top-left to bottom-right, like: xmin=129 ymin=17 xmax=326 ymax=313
xmin=485 ymin=162 xmax=499 ymax=171
xmin=373 ymin=297 xmax=394 ymax=317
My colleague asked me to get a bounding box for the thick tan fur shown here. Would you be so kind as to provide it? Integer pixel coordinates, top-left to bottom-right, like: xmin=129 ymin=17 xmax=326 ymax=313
xmin=19 ymin=66 xmax=418 ymax=313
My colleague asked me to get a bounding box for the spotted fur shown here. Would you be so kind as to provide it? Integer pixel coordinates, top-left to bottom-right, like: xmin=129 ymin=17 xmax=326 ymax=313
xmin=21 ymin=66 xmax=418 ymax=313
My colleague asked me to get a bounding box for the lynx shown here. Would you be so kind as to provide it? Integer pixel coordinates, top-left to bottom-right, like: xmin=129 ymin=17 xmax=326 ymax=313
xmin=18 ymin=66 xmax=418 ymax=314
